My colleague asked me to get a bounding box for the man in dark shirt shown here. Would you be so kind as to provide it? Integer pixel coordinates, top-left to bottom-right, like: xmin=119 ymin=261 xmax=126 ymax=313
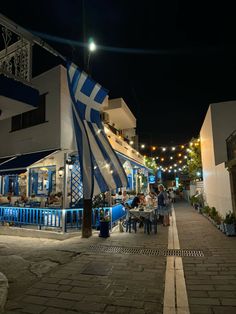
xmin=131 ymin=193 xmax=141 ymax=208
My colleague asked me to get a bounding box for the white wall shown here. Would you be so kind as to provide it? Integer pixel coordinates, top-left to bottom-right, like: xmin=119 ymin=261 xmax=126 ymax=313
xmin=0 ymin=66 xmax=61 ymax=157
xmin=211 ymin=101 xmax=236 ymax=165
xmin=200 ymin=105 xmax=233 ymax=217
xmin=60 ymin=66 xmax=77 ymax=151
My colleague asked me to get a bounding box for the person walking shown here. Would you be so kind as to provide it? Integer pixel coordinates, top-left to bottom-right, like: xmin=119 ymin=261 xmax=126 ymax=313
xmin=157 ymin=184 xmax=170 ymax=226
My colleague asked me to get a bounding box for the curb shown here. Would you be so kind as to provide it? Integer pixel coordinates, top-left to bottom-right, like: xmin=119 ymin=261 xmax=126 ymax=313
xmin=0 ymin=272 xmax=8 ymax=313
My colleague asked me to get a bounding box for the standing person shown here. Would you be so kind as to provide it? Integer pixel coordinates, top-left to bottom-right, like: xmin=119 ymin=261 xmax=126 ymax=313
xmin=157 ymin=184 xmax=170 ymax=226
xmin=169 ymin=189 xmax=175 ymax=203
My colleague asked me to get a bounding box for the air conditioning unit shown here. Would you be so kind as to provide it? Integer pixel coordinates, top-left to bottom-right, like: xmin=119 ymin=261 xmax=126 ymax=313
xmin=101 ymin=112 xmax=110 ymax=123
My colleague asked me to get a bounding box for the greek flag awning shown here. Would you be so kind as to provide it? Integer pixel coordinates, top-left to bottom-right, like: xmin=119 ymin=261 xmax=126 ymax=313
xmin=67 ymin=62 xmax=128 ymax=199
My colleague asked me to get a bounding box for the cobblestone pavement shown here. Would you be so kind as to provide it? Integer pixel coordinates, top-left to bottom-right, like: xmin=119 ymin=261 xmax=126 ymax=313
xmin=175 ymin=201 xmax=236 ymax=314
xmin=1 ymin=224 xmax=168 ymax=313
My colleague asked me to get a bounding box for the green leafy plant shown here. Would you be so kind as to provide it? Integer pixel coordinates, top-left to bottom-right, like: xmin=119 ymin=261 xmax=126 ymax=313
xmin=202 ymin=206 xmax=211 ymax=215
xmin=209 ymin=207 xmax=217 ymax=219
xmin=223 ymin=212 xmax=236 ymax=224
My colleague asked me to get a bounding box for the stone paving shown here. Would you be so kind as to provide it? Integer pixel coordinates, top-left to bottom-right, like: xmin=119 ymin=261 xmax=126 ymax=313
xmin=1 ymin=201 xmax=236 ymax=313
xmin=1 ymin=224 xmax=168 ymax=313
xmin=175 ymin=202 xmax=236 ymax=314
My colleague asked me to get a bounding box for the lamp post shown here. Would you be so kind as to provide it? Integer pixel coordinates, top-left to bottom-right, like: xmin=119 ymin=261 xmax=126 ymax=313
xmin=86 ymin=39 xmax=96 ymax=74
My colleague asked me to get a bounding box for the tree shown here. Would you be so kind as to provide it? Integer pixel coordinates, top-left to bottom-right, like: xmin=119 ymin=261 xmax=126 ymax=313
xmin=144 ymin=156 xmax=157 ymax=173
xmin=184 ymin=138 xmax=202 ymax=180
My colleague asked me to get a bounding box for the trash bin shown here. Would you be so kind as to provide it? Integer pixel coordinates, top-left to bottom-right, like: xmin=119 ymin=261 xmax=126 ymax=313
xmin=99 ymin=221 xmax=110 ymax=238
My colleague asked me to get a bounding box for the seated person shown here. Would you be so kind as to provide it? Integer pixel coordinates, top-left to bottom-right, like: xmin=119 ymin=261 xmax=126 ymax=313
xmin=115 ymin=191 xmax=123 ymax=203
xmin=122 ymin=190 xmax=129 ymax=203
xmin=130 ymin=193 xmax=141 ymax=208
xmin=19 ymin=193 xmax=28 ymax=203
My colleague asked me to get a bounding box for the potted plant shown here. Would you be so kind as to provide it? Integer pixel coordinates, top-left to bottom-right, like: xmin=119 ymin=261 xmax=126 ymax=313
xmin=202 ymin=206 xmax=211 ymax=217
xmin=99 ymin=209 xmax=110 ymax=238
xmin=223 ymin=211 xmax=236 ymax=236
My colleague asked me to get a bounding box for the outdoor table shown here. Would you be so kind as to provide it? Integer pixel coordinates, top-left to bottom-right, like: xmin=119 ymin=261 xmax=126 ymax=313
xmin=129 ymin=207 xmax=157 ymax=234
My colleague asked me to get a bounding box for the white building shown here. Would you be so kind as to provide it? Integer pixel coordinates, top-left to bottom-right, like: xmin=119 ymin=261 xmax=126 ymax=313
xmin=200 ymin=101 xmax=236 ymax=217
xmin=0 ymin=65 xmax=148 ymax=206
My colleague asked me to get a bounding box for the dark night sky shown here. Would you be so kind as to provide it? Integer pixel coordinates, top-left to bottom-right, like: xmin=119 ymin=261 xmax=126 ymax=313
xmin=1 ymin=0 xmax=236 ymax=146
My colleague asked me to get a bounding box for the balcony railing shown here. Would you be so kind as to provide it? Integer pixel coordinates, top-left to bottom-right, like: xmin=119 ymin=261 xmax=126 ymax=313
xmin=226 ymin=130 xmax=236 ymax=162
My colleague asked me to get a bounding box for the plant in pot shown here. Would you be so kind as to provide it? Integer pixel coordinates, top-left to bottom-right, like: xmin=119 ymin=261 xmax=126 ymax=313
xmin=209 ymin=207 xmax=217 ymax=225
xmin=202 ymin=206 xmax=211 ymax=217
xmin=99 ymin=208 xmax=111 ymax=238
xmin=223 ymin=211 xmax=236 ymax=236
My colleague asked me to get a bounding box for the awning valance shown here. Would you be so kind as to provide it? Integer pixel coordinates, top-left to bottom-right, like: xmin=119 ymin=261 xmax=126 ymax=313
xmin=0 ymin=149 xmax=58 ymax=175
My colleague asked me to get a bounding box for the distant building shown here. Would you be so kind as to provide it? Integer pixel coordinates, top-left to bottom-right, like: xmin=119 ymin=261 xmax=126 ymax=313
xmin=200 ymin=101 xmax=236 ymax=217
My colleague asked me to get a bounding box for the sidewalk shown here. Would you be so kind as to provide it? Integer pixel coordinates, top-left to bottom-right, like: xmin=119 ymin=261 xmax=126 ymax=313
xmin=175 ymin=201 xmax=236 ymax=314
xmin=3 ymin=224 xmax=168 ymax=314
xmin=1 ymin=201 xmax=236 ymax=314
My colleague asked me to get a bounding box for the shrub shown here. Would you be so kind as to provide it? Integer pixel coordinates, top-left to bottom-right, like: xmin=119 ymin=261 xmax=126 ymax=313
xmin=202 ymin=206 xmax=211 ymax=215
xmin=209 ymin=207 xmax=217 ymax=219
xmin=223 ymin=211 xmax=236 ymax=224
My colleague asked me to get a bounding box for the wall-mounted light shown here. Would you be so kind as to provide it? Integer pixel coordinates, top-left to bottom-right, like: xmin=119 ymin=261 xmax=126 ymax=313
xmin=58 ymin=167 xmax=64 ymax=177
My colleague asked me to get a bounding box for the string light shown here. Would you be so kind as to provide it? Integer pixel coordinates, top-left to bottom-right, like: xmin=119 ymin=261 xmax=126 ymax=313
xmin=141 ymin=144 xmax=145 ymax=148
xmin=170 ymin=156 xmax=173 ymax=160
xmin=162 ymin=147 xmax=166 ymax=151
xmin=172 ymin=147 xmax=176 ymax=151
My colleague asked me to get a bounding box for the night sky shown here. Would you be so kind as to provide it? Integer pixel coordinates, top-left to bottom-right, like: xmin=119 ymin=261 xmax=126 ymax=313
xmin=1 ymin=0 xmax=236 ymax=146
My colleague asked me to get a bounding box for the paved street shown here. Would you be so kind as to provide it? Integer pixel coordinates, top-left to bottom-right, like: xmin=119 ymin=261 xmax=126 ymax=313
xmin=0 ymin=201 xmax=236 ymax=313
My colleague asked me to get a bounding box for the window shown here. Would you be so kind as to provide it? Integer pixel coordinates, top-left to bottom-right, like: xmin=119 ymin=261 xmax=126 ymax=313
xmin=29 ymin=166 xmax=56 ymax=196
xmin=11 ymin=94 xmax=46 ymax=132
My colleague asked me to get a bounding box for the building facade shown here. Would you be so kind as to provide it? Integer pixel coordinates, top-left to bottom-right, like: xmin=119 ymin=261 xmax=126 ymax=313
xmin=200 ymin=101 xmax=236 ymax=217
xmin=0 ymin=65 xmax=148 ymax=205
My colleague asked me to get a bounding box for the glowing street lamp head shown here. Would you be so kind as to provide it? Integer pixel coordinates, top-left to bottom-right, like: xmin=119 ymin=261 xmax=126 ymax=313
xmin=89 ymin=41 xmax=96 ymax=52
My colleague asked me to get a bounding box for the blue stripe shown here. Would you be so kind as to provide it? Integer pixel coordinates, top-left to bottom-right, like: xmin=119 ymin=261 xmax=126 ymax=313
xmin=90 ymin=108 xmax=100 ymax=123
xmin=87 ymin=122 xmax=123 ymax=188
xmin=94 ymin=88 xmax=108 ymax=104
xmin=81 ymin=76 xmax=96 ymax=97
xmin=97 ymin=120 xmax=128 ymax=187
xmin=76 ymin=100 xmax=86 ymax=120
xmin=92 ymin=157 xmax=109 ymax=193
xmin=71 ymin=69 xmax=81 ymax=94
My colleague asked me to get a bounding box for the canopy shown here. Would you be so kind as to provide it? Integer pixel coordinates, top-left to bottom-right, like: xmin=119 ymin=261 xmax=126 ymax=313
xmin=0 ymin=149 xmax=57 ymax=175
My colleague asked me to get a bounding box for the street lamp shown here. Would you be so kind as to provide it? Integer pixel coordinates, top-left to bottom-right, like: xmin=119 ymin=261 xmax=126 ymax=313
xmin=87 ymin=38 xmax=96 ymax=73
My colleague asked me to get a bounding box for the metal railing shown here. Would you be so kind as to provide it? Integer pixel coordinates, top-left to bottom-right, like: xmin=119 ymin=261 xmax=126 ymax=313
xmin=0 ymin=202 xmax=128 ymax=232
xmin=226 ymin=130 xmax=236 ymax=162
